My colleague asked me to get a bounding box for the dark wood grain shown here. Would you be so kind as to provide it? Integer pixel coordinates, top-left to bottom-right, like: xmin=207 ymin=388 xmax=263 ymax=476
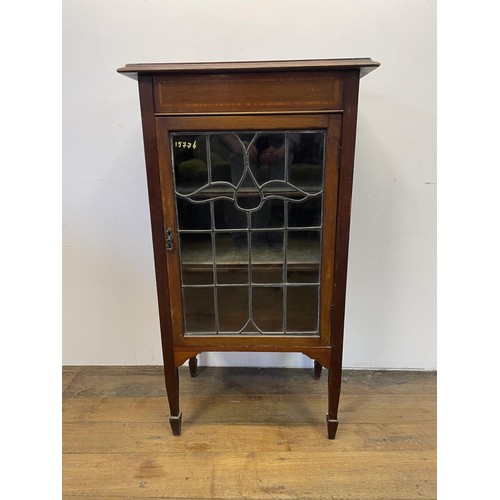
xmin=327 ymin=70 xmax=362 ymax=436
xmin=138 ymin=75 xmax=180 ymax=422
xmin=153 ymin=71 xmax=343 ymax=114
xmin=188 ymin=356 xmax=198 ymax=378
xmin=314 ymin=361 xmax=323 ymax=380
xmin=154 ymin=114 xmax=336 ymax=351
xmin=319 ymin=114 xmax=342 ymax=346
xmin=158 ymin=113 xmax=330 ymax=131
xmin=117 ymin=57 xmax=380 ymax=78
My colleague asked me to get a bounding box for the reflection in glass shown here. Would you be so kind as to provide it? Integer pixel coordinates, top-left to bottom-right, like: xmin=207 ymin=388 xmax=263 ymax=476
xmin=287 ymin=286 xmax=319 ymax=332
xmin=252 ymin=232 xmax=283 ymax=284
xmin=172 ymin=134 xmax=209 ymax=195
xmin=214 ymin=199 xmax=246 ymax=230
xmin=183 ymin=287 xmax=215 ymax=333
xmin=218 ymin=287 xmax=248 ymax=332
xmin=180 ymin=233 xmax=213 ymax=285
xmin=253 ymin=287 xmax=283 ymax=332
xmin=289 ymin=131 xmax=325 ymax=192
xmin=287 ymin=231 xmax=320 ymax=283
xmin=251 ymin=199 xmax=284 ymax=229
xmin=288 ymin=197 xmax=322 ymax=228
xmin=177 ymin=198 xmax=211 ymax=230
xmin=216 ymin=233 xmax=248 ymax=284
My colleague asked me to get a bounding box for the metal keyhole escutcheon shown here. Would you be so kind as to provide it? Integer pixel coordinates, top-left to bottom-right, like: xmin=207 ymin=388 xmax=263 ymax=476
xmin=166 ymin=228 xmax=174 ymax=251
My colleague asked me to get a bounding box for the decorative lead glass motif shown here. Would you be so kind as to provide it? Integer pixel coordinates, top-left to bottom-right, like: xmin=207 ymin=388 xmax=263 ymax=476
xmin=171 ymin=130 xmax=325 ymax=336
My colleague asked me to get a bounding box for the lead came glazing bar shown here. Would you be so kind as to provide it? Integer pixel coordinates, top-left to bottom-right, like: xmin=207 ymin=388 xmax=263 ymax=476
xmin=210 ymin=199 xmax=219 ymax=334
xmin=246 ymin=211 xmax=255 ymax=333
xmin=181 ymin=283 xmax=320 ymax=288
xmin=177 ymin=226 xmax=322 ymax=233
xmin=283 ymin=133 xmax=290 ymax=334
xmin=283 ymin=199 xmax=288 ymax=334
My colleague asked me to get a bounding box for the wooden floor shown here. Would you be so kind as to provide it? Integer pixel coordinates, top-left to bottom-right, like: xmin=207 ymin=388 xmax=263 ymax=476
xmin=63 ymin=366 xmax=436 ymax=500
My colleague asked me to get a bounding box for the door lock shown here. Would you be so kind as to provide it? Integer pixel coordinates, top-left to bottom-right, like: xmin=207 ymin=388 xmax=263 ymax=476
xmin=166 ymin=228 xmax=174 ymax=251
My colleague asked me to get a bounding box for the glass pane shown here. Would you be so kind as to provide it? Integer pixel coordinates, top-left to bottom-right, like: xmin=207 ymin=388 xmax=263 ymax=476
xmin=172 ymin=134 xmax=209 ymax=195
xmin=287 ymin=230 xmax=320 ymax=283
xmin=251 ymin=199 xmax=284 ymax=229
xmin=287 ymin=286 xmax=319 ymax=332
xmin=209 ymin=135 xmax=233 ymax=183
xmin=235 ymin=191 xmax=261 ymax=211
xmin=214 ymin=199 xmax=246 ymax=230
xmin=176 ymin=198 xmax=211 ymax=230
xmin=286 ymin=270 xmax=319 ymax=285
xmin=182 ymin=269 xmax=214 ymax=286
xmin=253 ymin=287 xmax=283 ymax=332
xmin=288 ymin=132 xmax=325 ymax=193
xmin=253 ymin=132 xmax=286 ymax=183
xmin=180 ymin=233 xmax=213 ymax=285
xmin=288 ymin=197 xmax=322 ymax=228
xmin=183 ymin=287 xmax=215 ymax=333
xmin=215 ymin=233 xmax=248 ymax=284
xmin=252 ymin=268 xmax=283 ymax=284
xmin=218 ymin=286 xmax=248 ymax=332
xmin=252 ymin=231 xmax=283 ymax=284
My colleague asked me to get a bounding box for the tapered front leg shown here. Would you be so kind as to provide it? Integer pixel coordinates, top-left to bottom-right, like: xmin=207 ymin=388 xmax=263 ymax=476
xmin=164 ymin=365 xmax=182 ymax=436
xmin=169 ymin=413 xmax=182 ymax=436
xmin=326 ymin=365 xmax=341 ymax=439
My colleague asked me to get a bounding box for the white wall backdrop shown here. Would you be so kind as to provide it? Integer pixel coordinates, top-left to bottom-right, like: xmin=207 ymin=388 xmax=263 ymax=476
xmin=62 ymin=0 xmax=436 ymax=369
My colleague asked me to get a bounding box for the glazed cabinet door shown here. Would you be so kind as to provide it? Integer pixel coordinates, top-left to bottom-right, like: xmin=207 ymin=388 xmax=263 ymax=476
xmin=155 ymin=114 xmax=341 ymax=348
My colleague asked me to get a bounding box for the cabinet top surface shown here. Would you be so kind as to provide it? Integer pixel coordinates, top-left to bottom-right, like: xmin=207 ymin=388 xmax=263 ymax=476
xmin=117 ymin=58 xmax=380 ymax=79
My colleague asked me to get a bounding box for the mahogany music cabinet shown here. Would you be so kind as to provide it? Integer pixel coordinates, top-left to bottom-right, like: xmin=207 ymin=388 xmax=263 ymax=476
xmin=117 ymin=58 xmax=380 ymax=438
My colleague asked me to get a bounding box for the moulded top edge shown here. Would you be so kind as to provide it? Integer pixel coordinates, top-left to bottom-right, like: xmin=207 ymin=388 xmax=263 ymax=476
xmin=116 ymin=58 xmax=380 ymax=79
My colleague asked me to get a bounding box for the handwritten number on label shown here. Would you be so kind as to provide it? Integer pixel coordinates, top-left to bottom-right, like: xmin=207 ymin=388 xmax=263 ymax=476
xmin=175 ymin=140 xmax=197 ymax=149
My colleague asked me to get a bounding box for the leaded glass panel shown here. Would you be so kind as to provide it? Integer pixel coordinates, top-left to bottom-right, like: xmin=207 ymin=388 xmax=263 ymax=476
xmin=171 ymin=130 xmax=325 ymax=336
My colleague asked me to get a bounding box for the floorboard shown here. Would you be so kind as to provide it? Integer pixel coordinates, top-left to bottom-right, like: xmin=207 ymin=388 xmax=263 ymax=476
xmin=63 ymin=366 xmax=436 ymax=500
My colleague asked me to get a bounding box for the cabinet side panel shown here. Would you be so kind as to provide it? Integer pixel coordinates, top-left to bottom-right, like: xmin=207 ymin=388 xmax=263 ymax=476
xmin=329 ymin=70 xmax=361 ymax=413
xmin=137 ymin=76 xmax=176 ymax=371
